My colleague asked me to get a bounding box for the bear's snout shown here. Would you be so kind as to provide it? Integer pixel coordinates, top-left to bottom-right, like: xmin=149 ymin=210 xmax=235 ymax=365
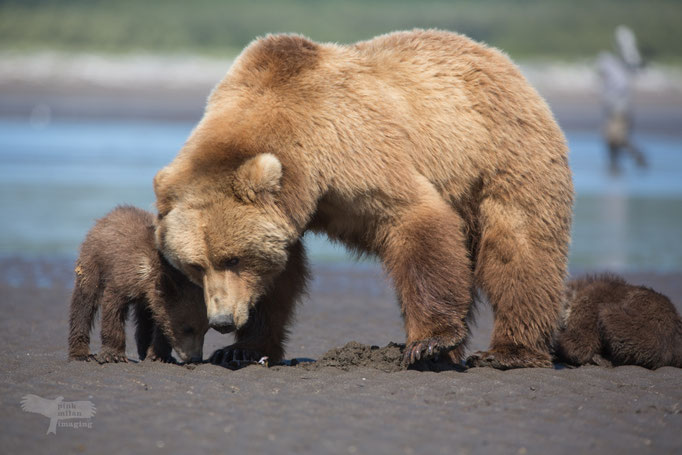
xmin=209 ymin=313 xmax=236 ymax=334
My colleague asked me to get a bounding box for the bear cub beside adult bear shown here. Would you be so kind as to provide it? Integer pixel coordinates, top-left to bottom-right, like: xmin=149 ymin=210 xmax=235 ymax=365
xmin=68 ymin=206 xmax=208 ymax=364
xmin=556 ymin=274 xmax=682 ymax=369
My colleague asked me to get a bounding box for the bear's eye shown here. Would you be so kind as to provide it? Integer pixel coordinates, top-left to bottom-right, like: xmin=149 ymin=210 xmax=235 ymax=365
xmin=218 ymin=257 xmax=240 ymax=269
xmin=188 ymin=263 xmax=204 ymax=274
xmin=182 ymin=326 xmax=195 ymax=335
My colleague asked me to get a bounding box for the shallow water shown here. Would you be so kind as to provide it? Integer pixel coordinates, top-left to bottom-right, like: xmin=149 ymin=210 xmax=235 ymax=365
xmin=1 ymin=118 xmax=680 ymax=271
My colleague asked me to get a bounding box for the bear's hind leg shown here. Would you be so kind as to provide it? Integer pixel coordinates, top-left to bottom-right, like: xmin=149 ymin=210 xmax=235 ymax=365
xmin=209 ymin=239 xmax=308 ymax=367
xmin=598 ymin=292 xmax=679 ymax=369
xmin=467 ymin=199 xmax=567 ymax=369
xmin=68 ymin=272 xmax=99 ymax=361
xmin=97 ymin=289 xmax=130 ymax=364
xmin=381 ymin=192 xmax=473 ymax=366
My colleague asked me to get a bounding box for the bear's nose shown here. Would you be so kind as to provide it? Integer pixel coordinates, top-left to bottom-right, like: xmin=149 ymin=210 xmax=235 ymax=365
xmin=209 ymin=314 xmax=236 ymax=334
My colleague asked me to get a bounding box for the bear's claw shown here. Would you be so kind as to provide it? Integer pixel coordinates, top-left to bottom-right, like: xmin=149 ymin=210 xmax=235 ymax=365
xmin=210 ymin=345 xmax=263 ymax=368
xmin=95 ymin=352 xmax=128 ymax=364
xmin=70 ymin=353 xmax=97 ymax=362
xmin=404 ymin=339 xmax=442 ymax=365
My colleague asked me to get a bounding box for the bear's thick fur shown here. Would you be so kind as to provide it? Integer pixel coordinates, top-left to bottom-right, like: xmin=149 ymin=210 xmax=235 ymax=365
xmin=556 ymin=274 xmax=682 ymax=369
xmin=154 ymin=29 xmax=573 ymax=368
xmin=68 ymin=206 xmax=208 ymax=364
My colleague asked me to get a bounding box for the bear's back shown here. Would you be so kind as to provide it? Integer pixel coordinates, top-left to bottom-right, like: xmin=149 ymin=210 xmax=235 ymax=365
xmin=79 ymin=206 xmax=160 ymax=294
xmin=221 ymin=29 xmax=566 ymax=174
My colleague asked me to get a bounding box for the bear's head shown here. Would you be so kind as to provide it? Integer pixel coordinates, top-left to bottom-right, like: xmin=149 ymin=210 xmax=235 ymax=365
xmin=154 ymin=153 xmax=294 ymax=334
xmin=155 ymin=264 xmax=209 ymax=363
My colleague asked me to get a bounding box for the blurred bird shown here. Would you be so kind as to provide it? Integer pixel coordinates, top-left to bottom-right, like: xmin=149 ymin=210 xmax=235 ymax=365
xmin=596 ymin=25 xmax=647 ymax=173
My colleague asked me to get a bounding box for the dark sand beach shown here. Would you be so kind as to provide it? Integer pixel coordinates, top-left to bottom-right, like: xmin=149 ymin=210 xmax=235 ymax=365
xmin=0 ymin=258 xmax=680 ymax=454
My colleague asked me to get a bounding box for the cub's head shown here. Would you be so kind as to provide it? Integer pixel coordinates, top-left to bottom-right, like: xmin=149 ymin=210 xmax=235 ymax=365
xmin=154 ymin=153 xmax=294 ymax=334
xmin=156 ymin=264 xmax=209 ymax=363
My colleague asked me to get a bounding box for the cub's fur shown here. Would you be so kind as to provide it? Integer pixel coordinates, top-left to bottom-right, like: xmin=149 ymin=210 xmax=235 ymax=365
xmin=68 ymin=206 xmax=208 ymax=364
xmin=557 ymin=274 xmax=682 ymax=369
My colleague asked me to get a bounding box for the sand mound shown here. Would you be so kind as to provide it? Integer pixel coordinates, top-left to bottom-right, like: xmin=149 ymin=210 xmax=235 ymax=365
xmin=291 ymin=341 xmax=462 ymax=373
xmin=303 ymin=341 xmax=405 ymax=372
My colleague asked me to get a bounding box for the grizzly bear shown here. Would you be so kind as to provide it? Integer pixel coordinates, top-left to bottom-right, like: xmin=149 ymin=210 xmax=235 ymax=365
xmin=555 ymin=274 xmax=682 ymax=369
xmin=153 ymin=29 xmax=573 ymax=368
xmin=68 ymin=206 xmax=208 ymax=364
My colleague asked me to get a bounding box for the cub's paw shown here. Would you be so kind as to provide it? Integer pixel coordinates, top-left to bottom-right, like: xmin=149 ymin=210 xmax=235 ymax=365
xmin=466 ymin=345 xmax=552 ymax=370
xmin=589 ymin=354 xmax=613 ymax=368
xmin=209 ymin=345 xmax=263 ymax=369
xmin=403 ymin=339 xmax=465 ymax=368
xmin=69 ymin=353 xmax=97 ymax=362
xmin=146 ymin=353 xmax=177 ymax=364
xmin=95 ymin=352 xmax=128 ymax=364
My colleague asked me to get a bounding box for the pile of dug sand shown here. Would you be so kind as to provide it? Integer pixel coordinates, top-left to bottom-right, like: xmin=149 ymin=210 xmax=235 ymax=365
xmin=212 ymin=342 xmax=406 ymax=372
xmin=289 ymin=341 xmax=462 ymax=373
xmin=303 ymin=341 xmax=405 ymax=372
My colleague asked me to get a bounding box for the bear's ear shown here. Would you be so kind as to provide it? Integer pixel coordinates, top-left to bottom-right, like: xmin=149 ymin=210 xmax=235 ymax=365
xmin=233 ymin=153 xmax=282 ymax=202
xmin=153 ymin=166 xmax=176 ymax=217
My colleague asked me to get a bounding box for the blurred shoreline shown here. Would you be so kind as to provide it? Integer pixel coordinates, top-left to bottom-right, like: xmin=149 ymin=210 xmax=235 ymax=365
xmin=1 ymin=51 xmax=681 ymax=135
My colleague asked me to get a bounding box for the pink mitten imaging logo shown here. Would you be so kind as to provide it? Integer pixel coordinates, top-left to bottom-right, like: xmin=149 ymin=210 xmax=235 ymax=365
xmin=21 ymin=394 xmax=96 ymax=434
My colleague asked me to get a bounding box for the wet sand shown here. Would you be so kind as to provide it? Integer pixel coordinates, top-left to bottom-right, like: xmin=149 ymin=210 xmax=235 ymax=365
xmin=0 ymin=258 xmax=680 ymax=454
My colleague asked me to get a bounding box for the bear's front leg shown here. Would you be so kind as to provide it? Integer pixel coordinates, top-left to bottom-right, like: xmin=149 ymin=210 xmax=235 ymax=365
xmin=133 ymin=301 xmax=154 ymax=361
xmin=209 ymin=240 xmax=308 ymax=367
xmin=381 ymin=196 xmax=474 ymax=367
xmin=145 ymin=326 xmax=176 ymax=363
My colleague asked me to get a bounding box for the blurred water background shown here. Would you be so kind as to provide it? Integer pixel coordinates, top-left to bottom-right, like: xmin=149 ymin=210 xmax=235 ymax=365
xmin=1 ymin=118 xmax=680 ymax=271
xmin=1 ymin=0 xmax=681 ymax=273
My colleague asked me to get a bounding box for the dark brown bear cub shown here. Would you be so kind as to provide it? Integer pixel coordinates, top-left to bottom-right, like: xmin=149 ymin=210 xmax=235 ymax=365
xmin=68 ymin=206 xmax=208 ymax=364
xmin=556 ymin=274 xmax=682 ymax=369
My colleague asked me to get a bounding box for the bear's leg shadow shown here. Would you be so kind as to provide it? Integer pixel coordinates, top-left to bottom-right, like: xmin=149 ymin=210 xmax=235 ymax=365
xmin=381 ymin=192 xmax=474 ymax=366
xmin=97 ymin=288 xmax=130 ymax=363
xmin=468 ymin=198 xmax=566 ymax=369
xmin=209 ymin=239 xmax=308 ymax=366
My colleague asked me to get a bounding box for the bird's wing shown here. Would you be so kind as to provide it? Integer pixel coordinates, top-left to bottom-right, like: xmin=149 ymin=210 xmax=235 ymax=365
xmin=70 ymin=401 xmax=97 ymax=418
xmin=20 ymin=394 xmax=54 ymax=417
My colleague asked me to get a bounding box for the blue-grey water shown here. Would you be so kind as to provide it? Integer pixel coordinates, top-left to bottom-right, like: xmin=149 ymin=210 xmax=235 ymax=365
xmin=1 ymin=119 xmax=681 ymax=271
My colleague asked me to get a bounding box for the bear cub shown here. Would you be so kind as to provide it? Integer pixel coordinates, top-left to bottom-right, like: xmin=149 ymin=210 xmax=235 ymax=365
xmin=68 ymin=206 xmax=208 ymax=364
xmin=556 ymin=274 xmax=682 ymax=369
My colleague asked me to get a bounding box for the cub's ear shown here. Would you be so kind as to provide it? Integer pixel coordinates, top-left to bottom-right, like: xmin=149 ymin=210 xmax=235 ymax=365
xmin=233 ymin=153 xmax=282 ymax=202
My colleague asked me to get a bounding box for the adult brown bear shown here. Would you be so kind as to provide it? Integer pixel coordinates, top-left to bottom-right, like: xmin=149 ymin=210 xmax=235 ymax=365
xmin=153 ymin=29 xmax=574 ymax=368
